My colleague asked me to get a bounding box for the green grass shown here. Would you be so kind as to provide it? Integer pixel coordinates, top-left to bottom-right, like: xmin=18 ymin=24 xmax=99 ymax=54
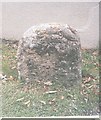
xmin=1 ymin=43 xmax=99 ymax=117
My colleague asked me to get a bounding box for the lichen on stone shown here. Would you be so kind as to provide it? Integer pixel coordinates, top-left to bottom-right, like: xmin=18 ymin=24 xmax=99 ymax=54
xmin=17 ymin=23 xmax=82 ymax=87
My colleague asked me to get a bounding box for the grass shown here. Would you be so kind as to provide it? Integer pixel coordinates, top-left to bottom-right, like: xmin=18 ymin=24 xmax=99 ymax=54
xmin=1 ymin=41 xmax=99 ymax=117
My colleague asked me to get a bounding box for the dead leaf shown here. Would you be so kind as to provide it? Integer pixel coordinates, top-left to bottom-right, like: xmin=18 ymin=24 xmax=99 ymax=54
xmin=16 ymin=97 xmax=24 ymax=102
xmin=92 ymin=51 xmax=98 ymax=56
xmin=61 ymin=96 xmax=64 ymax=100
xmin=40 ymin=101 xmax=46 ymax=105
xmin=24 ymin=100 xmax=30 ymax=105
xmin=43 ymin=85 xmax=49 ymax=91
xmin=11 ymin=66 xmax=16 ymax=70
xmin=67 ymin=94 xmax=73 ymax=98
xmin=48 ymin=99 xmax=56 ymax=105
xmin=8 ymin=76 xmax=14 ymax=80
xmin=88 ymin=85 xmax=93 ymax=89
xmin=49 ymin=101 xmax=52 ymax=105
xmin=44 ymin=81 xmax=52 ymax=86
xmin=83 ymin=77 xmax=92 ymax=84
xmin=45 ymin=90 xmax=57 ymax=94
xmin=51 ymin=98 xmax=56 ymax=102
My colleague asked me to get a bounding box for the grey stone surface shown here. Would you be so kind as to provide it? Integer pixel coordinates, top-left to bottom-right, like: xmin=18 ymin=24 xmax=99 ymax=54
xmin=17 ymin=23 xmax=82 ymax=87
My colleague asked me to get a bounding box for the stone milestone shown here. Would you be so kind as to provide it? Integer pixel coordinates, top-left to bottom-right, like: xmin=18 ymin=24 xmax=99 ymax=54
xmin=17 ymin=23 xmax=82 ymax=87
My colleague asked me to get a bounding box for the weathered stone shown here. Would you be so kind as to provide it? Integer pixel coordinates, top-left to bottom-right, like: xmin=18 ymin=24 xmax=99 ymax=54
xmin=17 ymin=23 xmax=82 ymax=87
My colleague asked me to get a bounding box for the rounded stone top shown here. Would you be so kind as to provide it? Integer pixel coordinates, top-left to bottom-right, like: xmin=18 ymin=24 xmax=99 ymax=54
xmin=22 ymin=23 xmax=80 ymax=43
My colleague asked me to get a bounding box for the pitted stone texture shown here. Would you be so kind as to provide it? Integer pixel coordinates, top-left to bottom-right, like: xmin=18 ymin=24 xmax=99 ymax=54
xmin=17 ymin=23 xmax=82 ymax=87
